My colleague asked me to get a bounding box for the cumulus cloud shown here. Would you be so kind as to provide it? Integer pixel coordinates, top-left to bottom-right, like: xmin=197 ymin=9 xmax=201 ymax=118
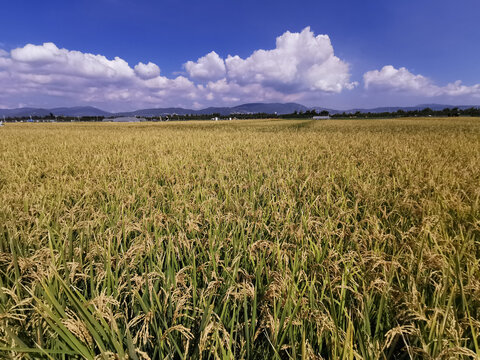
xmin=11 ymin=42 xmax=60 ymax=62
xmin=0 ymin=30 xmax=359 ymax=110
xmin=224 ymin=27 xmax=357 ymax=93
xmin=441 ymin=80 xmax=480 ymax=97
xmin=185 ymin=51 xmax=226 ymax=81
xmin=186 ymin=27 xmax=357 ymax=94
xmin=0 ymin=42 xmax=201 ymax=110
xmin=134 ymin=61 xmax=160 ymax=79
xmin=364 ymin=65 xmax=432 ymax=93
xmin=3 ymin=35 xmax=480 ymax=111
xmin=11 ymin=42 xmax=134 ymax=80
xmin=3 ymin=30 xmax=480 ymax=111
xmin=364 ymin=65 xmax=480 ymax=98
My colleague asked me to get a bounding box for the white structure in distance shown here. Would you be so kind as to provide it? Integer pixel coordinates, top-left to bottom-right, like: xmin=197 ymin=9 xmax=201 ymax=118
xmin=102 ymin=117 xmax=147 ymax=122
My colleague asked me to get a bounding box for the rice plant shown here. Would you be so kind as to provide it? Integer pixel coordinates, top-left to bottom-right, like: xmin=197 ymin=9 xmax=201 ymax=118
xmin=0 ymin=118 xmax=479 ymax=359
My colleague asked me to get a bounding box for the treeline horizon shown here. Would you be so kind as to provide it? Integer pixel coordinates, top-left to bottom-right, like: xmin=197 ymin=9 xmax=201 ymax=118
xmin=2 ymin=106 xmax=480 ymax=122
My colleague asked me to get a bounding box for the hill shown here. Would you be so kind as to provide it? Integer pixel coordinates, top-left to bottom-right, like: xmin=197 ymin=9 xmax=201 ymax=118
xmin=0 ymin=103 xmax=478 ymax=118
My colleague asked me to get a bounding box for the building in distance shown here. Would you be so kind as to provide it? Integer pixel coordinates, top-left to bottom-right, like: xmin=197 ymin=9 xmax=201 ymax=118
xmin=102 ymin=117 xmax=146 ymax=123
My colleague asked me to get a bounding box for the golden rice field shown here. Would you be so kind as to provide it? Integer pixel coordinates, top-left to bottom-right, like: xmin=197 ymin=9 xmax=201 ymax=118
xmin=0 ymin=118 xmax=479 ymax=359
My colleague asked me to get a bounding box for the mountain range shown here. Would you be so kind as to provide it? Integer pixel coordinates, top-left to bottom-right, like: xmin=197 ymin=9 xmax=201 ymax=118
xmin=0 ymin=103 xmax=478 ymax=118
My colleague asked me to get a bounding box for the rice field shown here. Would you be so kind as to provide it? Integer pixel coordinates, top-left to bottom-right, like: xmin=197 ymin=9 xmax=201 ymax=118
xmin=0 ymin=118 xmax=479 ymax=359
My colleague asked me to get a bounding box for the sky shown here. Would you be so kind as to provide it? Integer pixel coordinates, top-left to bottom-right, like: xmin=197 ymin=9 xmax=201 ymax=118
xmin=1 ymin=0 xmax=480 ymax=111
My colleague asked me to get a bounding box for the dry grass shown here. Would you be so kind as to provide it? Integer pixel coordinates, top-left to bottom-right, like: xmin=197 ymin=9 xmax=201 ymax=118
xmin=0 ymin=118 xmax=479 ymax=359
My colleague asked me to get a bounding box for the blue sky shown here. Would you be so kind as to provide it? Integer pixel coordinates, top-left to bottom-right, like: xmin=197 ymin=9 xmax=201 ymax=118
xmin=1 ymin=0 xmax=479 ymax=111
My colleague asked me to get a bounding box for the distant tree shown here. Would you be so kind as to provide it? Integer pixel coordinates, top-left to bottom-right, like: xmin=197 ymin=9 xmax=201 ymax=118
xmin=442 ymin=108 xmax=451 ymax=116
xmin=420 ymin=107 xmax=433 ymax=116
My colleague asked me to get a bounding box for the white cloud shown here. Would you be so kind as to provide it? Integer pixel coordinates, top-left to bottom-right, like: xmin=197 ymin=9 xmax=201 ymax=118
xmin=178 ymin=27 xmax=357 ymax=107
xmin=224 ymin=27 xmax=357 ymax=93
xmin=364 ymin=65 xmax=480 ymax=98
xmin=204 ymin=78 xmax=301 ymax=104
xmin=11 ymin=42 xmax=134 ymax=80
xmin=3 ymin=37 xmax=480 ymax=111
xmin=0 ymin=31 xmax=358 ymax=110
xmin=185 ymin=27 xmax=356 ymax=93
xmin=364 ymin=65 xmax=433 ymax=93
xmin=3 ymin=30 xmax=480 ymax=111
xmin=441 ymin=80 xmax=480 ymax=97
xmin=134 ymin=61 xmax=160 ymax=79
xmin=11 ymin=42 xmax=60 ymax=63
xmin=0 ymin=42 xmax=200 ymax=110
xmin=184 ymin=51 xmax=226 ymax=81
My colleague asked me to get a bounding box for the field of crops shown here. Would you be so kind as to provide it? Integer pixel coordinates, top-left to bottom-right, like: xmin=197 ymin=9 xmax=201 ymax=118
xmin=0 ymin=118 xmax=479 ymax=359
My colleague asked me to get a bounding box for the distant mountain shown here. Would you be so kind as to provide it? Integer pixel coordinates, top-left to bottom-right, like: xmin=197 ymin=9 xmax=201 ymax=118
xmin=0 ymin=106 xmax=110 ymax=118
xmin=0 ymin=107 xmax=52 ymax=117
xmin=229 ymin=102 xmax=308 ymax=114
xmin=0 ymin=103 xmax=478 ymax=118
xmin=311 ymin=106 xmax=341 ymax=114
xmin=120 ymin=102 xmax=309 ymax=116
xmin=117 ymin=107 xmax=193 ymax=116
xmin=51 ymin=106 xmax=111 ymax=117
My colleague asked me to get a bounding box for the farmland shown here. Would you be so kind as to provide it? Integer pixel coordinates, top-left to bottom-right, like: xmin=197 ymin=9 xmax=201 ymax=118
xmin=0 ymin=118 xmax=479 ymax=359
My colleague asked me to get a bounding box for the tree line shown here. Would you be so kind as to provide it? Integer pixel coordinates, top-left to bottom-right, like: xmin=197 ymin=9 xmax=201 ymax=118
xmin=2 ymin=107 xmax=479 ymax=122
xmin=330 ymin=107 xmax=480 ymax=119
